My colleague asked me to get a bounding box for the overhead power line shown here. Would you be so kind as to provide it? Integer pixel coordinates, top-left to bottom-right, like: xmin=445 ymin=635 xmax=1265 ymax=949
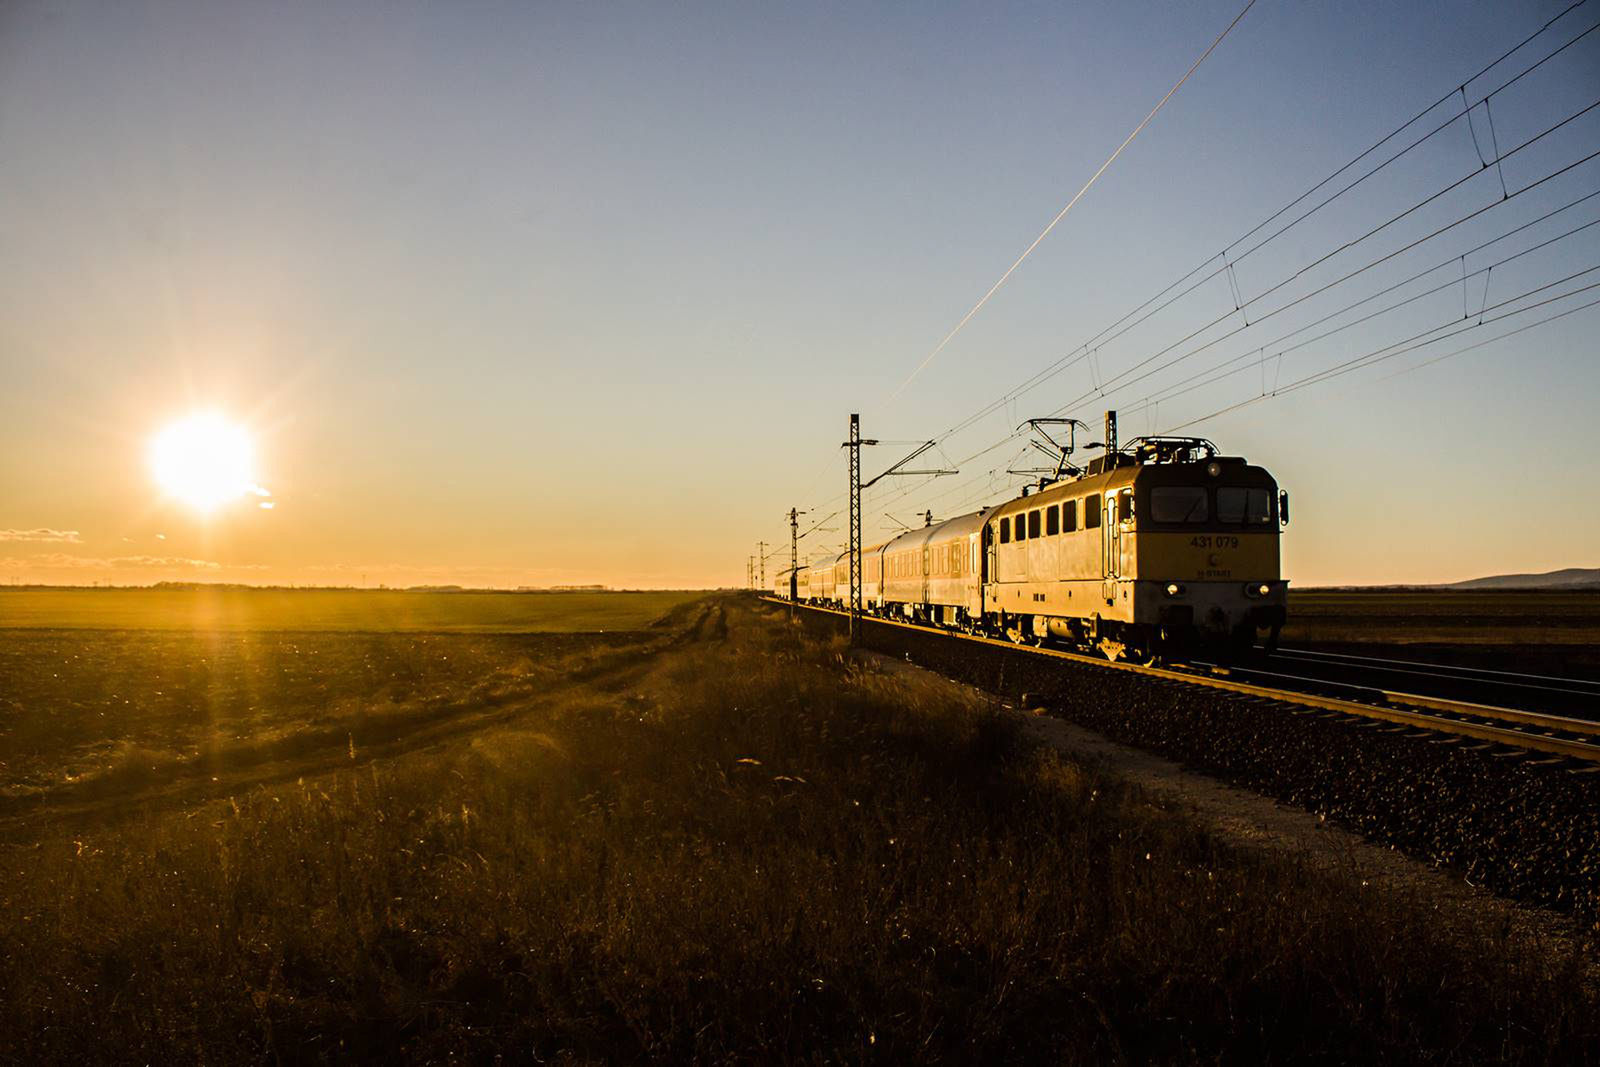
xmin=874 ymin=84 xmax=1600 ymax=515
xmin=1164 ymin=272 xmax=1600 ymax=430
xmin=764 ymin=2 xmax=1597 ymax=553
xmin=885 ymin=0 xmax=1260 ymax=403
xmin=866 ymin=164 xmax=1600 ymax=520
xmin=1054 ymin=175 xmax=1600 ymax=418
xmin=931 ymin=12 xmax=1600 ymax=449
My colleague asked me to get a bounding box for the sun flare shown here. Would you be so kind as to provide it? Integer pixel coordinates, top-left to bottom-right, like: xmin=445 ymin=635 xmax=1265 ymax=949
xmin=148 ymin=412 xmax=266 ymax=514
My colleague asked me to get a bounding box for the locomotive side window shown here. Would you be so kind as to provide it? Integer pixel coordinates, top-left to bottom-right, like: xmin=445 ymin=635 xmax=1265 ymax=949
xmin=1062 ymin=499 xmax=1077 ymax=532
xmin=1015 ymin=514 xmax=1027 ymax=542
xmin=1084 ymin=495 xmax=1101 ymax=529
xmin=1150 ymin=486 xmax=1209 ymax=523
xmin=1027 ymin=510 xmax=1040 ymax=538
xmin=1117 ymin=488 xmax=1134 ymax=526
xmin=1000 ymin=518 xmax=1010 ymax=543
xmin=1046 ymin=505 xmax=1059 ymax=535
xmin=1217 ymin=487 xmax=1274 ymax=524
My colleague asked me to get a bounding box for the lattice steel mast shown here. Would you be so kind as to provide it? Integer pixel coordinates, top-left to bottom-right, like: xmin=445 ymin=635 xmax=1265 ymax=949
xmin=842 ymin=414 xmax=956 ymax=644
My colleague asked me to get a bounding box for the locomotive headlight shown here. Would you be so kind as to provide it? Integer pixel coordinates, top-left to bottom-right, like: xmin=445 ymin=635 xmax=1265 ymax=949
xmin=1164 ymin=582 xmax=1185 ymax=597
xmin=1244 ymin=582 xmax=1272 ymax=598
xmin=1205 ymin=461 xmax=1222 ymax=477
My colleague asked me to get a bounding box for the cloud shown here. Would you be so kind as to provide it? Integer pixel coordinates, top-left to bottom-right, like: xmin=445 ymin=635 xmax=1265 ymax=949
xmin=3 ymin=553 xmax=225 ymax=571
xmin=0 ymin=528 xmax=82 ymax=543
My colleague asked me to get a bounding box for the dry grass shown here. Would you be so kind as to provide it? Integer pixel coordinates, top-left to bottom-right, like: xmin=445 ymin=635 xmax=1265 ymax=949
xmin=1286 ymin=589 xmax=1600 ymax=647
xmin=1 ymin=602 xmax=1595 ymax=1062
xmin=0 ymin=587 xmax=707 ymax=632
xmin=0 ymin=630 xmax=646 ymax=800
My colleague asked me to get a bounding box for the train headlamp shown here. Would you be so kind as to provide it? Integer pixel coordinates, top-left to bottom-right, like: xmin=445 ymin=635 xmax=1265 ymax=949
xmin=1205 ymin=461 xmax=1222 ymax=477
xmin=1244 ymin=582 xmax=1272 ymax=598
xmin=1164 ymin=582 xmax=1185 ymax=597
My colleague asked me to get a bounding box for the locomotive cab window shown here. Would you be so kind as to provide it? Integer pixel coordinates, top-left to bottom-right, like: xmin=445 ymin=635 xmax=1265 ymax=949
xmin=1150 ymin=486 xmax=1209 ymax=524
xmin=1027 ymin=510 xmax=1040 ymax=538
xmin=1046 ymin=505 xmax=1059 ymax=535
xmin=1217 ymin=487 xmax=1274 ymax=525
xmin=1117 ymin=488 xmax=1134 ymax=526
xmin=1084 ymin=495 xmax=1101 ymax=529
xmin=999 ymin=518 xmax=1010 ymax=543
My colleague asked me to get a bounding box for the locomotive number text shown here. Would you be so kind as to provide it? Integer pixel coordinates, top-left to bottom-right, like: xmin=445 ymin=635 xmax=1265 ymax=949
xmin=1187 ymin=535 xmax=1239 ymax=549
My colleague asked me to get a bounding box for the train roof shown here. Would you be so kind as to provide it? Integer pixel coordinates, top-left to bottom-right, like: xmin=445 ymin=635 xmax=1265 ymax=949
xmin=877 ymin=508 xmax=989 ymax=552
xmin=989 ymin=452 xmax=1275 ymax=522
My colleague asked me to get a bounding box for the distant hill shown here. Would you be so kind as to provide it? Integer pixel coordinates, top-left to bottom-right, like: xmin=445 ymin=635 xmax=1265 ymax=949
xmin=1442 ymin=567 xmax=1600 ymax=590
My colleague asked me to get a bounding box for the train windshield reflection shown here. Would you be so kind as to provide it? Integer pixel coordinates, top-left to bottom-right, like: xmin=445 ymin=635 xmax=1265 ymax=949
xmin=1150 ymin=487 xmax=1210 ymax=523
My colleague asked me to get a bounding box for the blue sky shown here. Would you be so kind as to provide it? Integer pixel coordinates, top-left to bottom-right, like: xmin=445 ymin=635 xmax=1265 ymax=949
xmin=1 ymin=0 xmax=1596 ymax=586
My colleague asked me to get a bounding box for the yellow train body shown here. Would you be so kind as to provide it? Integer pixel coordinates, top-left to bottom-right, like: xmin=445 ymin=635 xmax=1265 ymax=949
xmin=787 ymin=434 xmax=1288 ymax=660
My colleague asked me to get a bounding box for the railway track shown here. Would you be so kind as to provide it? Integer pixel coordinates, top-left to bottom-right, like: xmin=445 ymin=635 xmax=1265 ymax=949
xmin=1228 ymin=645 xmax=1600 ymax=719
xmin=767 ymin=598 xmax=1600 ymax=766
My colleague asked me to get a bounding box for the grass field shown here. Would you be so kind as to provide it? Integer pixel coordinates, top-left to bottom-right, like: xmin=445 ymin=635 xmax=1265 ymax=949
xmin=1 ymin=597 xmax=1595 ymax=1061
xmin=0 ymin=630 xmax=643 ymax=805
xmin=1285 ymin=588 xmax=1600 ymax=674
xmin=0 ymin=587 xmax=706 ymax=632
xmin=0 ymin=588 xmax=705 ymax=811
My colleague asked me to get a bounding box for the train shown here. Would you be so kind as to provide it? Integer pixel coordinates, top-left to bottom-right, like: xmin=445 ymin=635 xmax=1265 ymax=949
xmin=774 ymin=412 xmax=1289 ymax=663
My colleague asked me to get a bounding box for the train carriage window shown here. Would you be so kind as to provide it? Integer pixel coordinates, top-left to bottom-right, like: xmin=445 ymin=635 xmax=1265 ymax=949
xmin=1062 ymin=499 xmax=1077 ymax=532
xmin=1150 ymin=486 xmax=1210 ymax=523
xmin=1027 ymin=510 xmax=1040 ymax=538
xmin=1084 ymin=495 xmax=1101 ymax=529
xmin=1046 ymin=505 xmax=1059 ymax=535
xmin=999 ymin=518 xmax=1010 ymax=543
xmin=1217 ymin=487 xmax=1274 ymax=524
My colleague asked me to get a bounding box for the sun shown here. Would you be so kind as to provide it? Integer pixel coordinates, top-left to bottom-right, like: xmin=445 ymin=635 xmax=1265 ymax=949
xmin=148 ymin=412 xmax=264 ymax=514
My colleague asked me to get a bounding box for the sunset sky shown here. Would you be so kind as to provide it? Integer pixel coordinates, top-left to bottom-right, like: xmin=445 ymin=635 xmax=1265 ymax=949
xmin=2 ymin=0 xmax=1596 ymax=588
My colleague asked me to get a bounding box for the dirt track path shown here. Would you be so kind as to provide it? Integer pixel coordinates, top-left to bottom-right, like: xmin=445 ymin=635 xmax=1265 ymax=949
xmin=0 ymin=599 xmax=728 ymax=842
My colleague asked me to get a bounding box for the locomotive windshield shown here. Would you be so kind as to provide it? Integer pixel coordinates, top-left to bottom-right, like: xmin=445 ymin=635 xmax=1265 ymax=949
xmin=1149 ymin=486 xmax=1209 ymax=523
xmin=1217 ymin=487 xmax=1274 ymax=524
xmin=1146 ymin=484 xmax=1277 ymax=527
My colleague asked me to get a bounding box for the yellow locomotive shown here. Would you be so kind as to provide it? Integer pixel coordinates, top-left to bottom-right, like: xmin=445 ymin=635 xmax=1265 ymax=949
xmin=785 ymin=411 xmax=1289 ymax=662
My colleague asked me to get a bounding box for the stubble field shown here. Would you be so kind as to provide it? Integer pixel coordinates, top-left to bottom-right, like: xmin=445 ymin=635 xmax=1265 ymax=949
xmin=0 ymin=589 xmax=704 ymax=816
xmin=0 ymin=589 xmax=1595 ymax=1061
xmin=1285 ymin=588 xmax=1600 ymax=676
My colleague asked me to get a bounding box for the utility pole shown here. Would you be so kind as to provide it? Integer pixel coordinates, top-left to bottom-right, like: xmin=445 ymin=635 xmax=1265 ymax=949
xmin=843 ymin=414 xmax=872 ymax=641
xmin=757 ymin=541 xmax=766 ymax=591
xmin=842 ymin=414 xmax=957 ymax=644
xmin=788 ymin=508 xmax=805 ymax=608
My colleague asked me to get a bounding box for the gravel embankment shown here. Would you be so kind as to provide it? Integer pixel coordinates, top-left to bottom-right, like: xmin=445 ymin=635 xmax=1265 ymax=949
xmin=797 ymin=607 xmax=1600 ymax=923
